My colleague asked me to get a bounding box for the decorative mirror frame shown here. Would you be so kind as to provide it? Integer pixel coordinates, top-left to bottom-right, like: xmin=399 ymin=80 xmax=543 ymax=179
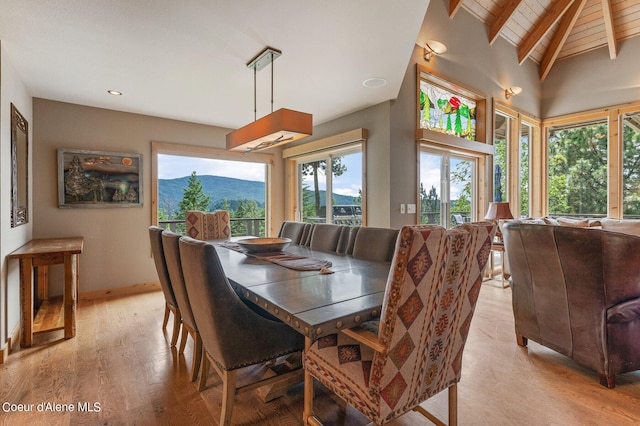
xmin=11 ymin=103 xmax=29 ymax=227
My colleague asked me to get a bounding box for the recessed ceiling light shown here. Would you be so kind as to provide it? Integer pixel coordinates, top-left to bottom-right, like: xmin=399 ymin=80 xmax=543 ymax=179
xmin=107 ymin=90 xmax=122 ymax=96
xmin=362 ymin=78 xmax=387 ymax=88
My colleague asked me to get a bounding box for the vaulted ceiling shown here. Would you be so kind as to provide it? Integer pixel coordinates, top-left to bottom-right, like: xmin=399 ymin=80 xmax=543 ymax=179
xmin=451 ymin=0 xmax=640 ymax=80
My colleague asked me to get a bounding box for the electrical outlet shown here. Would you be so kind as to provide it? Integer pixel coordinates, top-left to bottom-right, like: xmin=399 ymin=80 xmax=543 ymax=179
xmin=400 ymin=204 xmax=406 ymax=214
xmin=407 ymin=204 xmax=416 ymax=214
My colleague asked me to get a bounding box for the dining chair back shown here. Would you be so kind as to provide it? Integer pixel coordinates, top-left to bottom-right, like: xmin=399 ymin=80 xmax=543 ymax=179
xmin=277 ymin=221 xmax=308 ymax=244
xmin=309 ymin=223 xmax=346 ymax=252
xmin=304 ymin=222 xmax=496 ymax=425
xmin=162 ymin=230 xmax=203 ymax=382
xmin=351 ymin=226 xmax=399 ymax=262
xmin=148 ymin=226 xmax=181 ymax=347
xmin=299 ymin=223 xmax=314 ymax=246
xmin=178 ymin=236 xmax=304 ymax=426
xmin=344 ymin=226 xmax=360 ymax=255
xmin=185 ymin=210 xmax=231 ymax=240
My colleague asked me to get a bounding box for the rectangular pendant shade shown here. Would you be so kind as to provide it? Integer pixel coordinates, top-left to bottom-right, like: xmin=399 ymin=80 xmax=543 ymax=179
xmin=226 ymin=108 xmax=312 ymax=152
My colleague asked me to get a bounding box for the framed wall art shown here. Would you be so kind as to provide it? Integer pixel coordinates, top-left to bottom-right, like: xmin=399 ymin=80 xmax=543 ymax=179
xmin=58 ymin=148 xmax=143 ymax=208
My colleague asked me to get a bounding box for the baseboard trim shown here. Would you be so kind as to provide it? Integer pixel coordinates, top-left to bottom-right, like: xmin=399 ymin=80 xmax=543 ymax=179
xmin=79 ymin=282 xmax=161 ymax=302
xmin=0 ymin=322 xmax=21 ymax=364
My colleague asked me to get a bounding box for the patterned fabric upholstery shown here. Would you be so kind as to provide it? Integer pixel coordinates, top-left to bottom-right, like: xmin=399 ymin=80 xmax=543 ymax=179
xmin=185 ymin=210 xmax=231 ymax=240
xmin=304 ymin=223 xmax=495 ymax=424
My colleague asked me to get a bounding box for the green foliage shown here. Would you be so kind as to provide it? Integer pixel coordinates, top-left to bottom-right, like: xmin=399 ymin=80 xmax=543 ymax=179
xmin=623 ymin=124 xmax=640 ymax=216
xmin=177 ymin=171 xmax=211 ymax=219
xmin=301 ymin=157 xmax=347 ymax=218
xmin=420 ymin=183 xmax=440 ymax=224
xmin=547 ymin=122 xmax=608 ymax=216
xmin=451 ymin=160 xmax=472 ymax=215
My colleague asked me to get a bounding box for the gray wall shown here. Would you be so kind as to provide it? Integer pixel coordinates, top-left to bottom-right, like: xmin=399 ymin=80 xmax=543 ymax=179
xmin=541 ymin=35 xmax=640 ymax=118
xmin=32 ymin=99 xmax=243 ymax=295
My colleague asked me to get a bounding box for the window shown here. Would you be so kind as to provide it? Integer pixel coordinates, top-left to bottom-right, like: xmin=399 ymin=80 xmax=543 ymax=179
xmin=547 ymin=119 xmax=608 ymax=217
xmin=493 ymin=112 xmax=509 ymax=202
xmin=151 ymin=142 xmax=273 ymax=236
xmin=520 ymin=122 xmax=532 ymax=217
xmin=420 ymin=148 xmax=477 ymax=228
xmin=297 ymin=145 xmax=363 ymax=225
xmin=283 ymin=129 xmax=367 ymax=225
xmin=623 ymin=112 xmax=640 ymax=218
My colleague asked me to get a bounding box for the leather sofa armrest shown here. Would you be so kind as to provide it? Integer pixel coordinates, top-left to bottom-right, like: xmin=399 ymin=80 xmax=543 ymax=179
xmin=607 ymin=297 xmax=640 ymax=324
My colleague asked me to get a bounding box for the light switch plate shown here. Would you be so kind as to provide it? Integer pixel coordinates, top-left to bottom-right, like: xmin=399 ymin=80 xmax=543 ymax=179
xmin=400 ymin=204 xmax=406 ymax=214
xmin=407 ymin=204 xmax=416 ymax=214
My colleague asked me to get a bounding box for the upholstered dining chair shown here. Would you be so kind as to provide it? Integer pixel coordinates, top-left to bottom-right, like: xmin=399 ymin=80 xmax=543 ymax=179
xmin=148 ymin=226 xmax=181 ymax=347
xmin=304 ymin=222 xmax=495 ymax=425
xmin=161 ymin=230 xmax=202 ymax=382
xmin=309 ymin=223 xmax=346 ymax=252
xmin=277 ymin=221 xmax=309 ymax=245
xmin=351 ymin=226 xmax=399 ymax=262
xmin=185 ymin=210 xmax=231 ymax=240
xmin=178 ymin=236 xmax=305 ymax=426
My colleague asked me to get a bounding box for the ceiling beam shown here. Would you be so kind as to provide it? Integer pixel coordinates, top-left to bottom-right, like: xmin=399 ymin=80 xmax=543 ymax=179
xmin=601 ymin=0 xmax=618 ymax=59
xmin=518 ymin=0 xmax=575 ymax=64
xmin=539 ymin=0 xmax=587 ymax=81
xmin=489 ymin=0 xmax=523 ymax=44
xmin=449 ymin=0 xmax=464 ymax=18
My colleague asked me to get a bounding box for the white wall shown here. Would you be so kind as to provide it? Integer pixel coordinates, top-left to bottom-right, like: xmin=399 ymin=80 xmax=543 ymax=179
xmin=1 ymin=41 xmax=33 ymax=349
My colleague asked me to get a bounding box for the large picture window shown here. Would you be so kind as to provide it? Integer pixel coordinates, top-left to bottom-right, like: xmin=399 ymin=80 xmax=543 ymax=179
xmin=547 ymin=119 xmax=608 ymax=217
xmin=623 ymin=112 xmax=640 ymax=218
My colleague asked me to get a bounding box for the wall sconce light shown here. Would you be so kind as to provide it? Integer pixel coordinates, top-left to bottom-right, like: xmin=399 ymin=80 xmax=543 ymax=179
xmin=505 ymin=86 xmax=522 ymax=99
xmin=424 ymin=40 xmax=447 ymax=61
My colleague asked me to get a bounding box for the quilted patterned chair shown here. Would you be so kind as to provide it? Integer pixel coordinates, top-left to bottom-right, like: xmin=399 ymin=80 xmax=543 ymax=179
xmin=161 ymin=230 xmax=203 ymax=382
xmin=304 ymin=222 xmax=495 ymax=425
xmin=148 ymin=226 xmax=181 ymax=347
xmin=185 ymin=210 xmax=231 ymax=240
xmin=178 ymin=236 xmax=305 ymax=426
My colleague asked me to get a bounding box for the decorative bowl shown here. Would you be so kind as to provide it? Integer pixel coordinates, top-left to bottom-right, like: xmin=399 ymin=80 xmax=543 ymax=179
xmin=236 ymin=237 xmax=291 ymax=253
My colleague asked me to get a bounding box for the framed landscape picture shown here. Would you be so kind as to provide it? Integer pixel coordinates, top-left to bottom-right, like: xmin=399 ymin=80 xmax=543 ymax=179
xmin=58 ymin=148 xmax=143 ymax=208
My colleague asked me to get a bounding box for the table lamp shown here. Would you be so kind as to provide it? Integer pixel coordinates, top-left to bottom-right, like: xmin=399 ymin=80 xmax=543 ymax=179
xmin=484 ymin=202 xmax=514 ymax=238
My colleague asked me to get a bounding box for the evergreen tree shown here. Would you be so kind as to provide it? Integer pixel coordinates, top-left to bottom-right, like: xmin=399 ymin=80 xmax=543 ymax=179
xmin=301 ymin=157 xmax=347 ymax=217
xmin=177 ymin=171 xmax=211 ymax=219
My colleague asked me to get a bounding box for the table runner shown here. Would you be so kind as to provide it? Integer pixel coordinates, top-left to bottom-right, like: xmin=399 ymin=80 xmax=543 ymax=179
xmin=217 ymin=241 xmax=333 ymax=272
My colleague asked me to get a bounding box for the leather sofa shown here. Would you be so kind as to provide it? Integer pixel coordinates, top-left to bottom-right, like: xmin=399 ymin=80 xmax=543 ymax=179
xmin=503 ymin=221 xmax=640 ymax=388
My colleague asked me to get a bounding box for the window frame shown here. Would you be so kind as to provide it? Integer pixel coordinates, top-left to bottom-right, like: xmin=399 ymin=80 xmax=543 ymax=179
xmin=150 ymin=141 xmax=275 ymax=232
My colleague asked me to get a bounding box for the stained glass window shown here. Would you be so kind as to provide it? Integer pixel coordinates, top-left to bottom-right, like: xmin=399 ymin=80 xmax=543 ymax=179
xmin=419 ymin=80 xmax=477 ymax=140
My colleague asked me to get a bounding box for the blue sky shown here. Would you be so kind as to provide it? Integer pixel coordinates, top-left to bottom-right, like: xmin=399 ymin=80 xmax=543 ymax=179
xmin=159 ymin=153 xmax=362 ymax=198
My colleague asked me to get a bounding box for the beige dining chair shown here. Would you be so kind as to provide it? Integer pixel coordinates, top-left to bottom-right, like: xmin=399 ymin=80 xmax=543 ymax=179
xmin=309 ymin=223 xmax=346 ymax=252
xmin=185 ymin=210 xmax=231 ymax=240
xmin=161 ymin=230 xmax=203 ymax=382
xmin=351 ymin=226 xmax=399 ymax=262
xmin=148 ymin=226 xmax=181 ymax=347
xmin=178 ymin=236 xmax=305 ymax=426
xmin=304 ymin=222 xmax=496 ymax=425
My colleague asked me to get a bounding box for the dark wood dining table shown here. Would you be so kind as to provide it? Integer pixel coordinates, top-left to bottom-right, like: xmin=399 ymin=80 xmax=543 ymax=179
xmin=213 ymin=239 xmax=391 ymax=425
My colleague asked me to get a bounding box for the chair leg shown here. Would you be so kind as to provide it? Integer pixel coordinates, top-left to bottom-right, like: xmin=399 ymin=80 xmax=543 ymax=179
xmin=599 ymin=374 xmax=616 ymax=389
xmin=449 ymin=383 xmax=457 ymax=426
xmin=179 ymin=325 xmax=189 ymax=354
xmin=191 ymin=332 xmax=203 ymax=382
xmin=516 ymin=334 xmax=528 ymax=347
xmin=221 ymin=369 xmax=237 ymax=426
xmin=162 ymin=303 xmax=170 ymax=330
xmin=170 ymin=308 xmax=181 ymax=347
xmin=199 ymin=354 xmax=210 ymax=391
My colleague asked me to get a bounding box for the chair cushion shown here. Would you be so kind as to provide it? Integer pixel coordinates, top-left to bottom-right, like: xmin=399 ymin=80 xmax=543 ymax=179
xmin=607 ymin=297 xmax=640 ymax=324
xmin=305 ymin=332 xmax=378 ymax=418
xmin=602 ymin=218 xmax=640 ymax=237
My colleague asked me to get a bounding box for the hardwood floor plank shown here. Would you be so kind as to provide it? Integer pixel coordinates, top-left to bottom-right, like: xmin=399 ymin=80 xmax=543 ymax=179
xmin=1 ymin=282 xmax=638 ymax=425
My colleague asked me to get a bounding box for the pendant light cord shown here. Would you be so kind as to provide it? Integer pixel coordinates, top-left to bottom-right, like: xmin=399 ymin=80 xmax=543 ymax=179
xmin=253 ymin=66 xmax=257 ymax=122
xmin=270 ymin=50 xmax=274 ymax=113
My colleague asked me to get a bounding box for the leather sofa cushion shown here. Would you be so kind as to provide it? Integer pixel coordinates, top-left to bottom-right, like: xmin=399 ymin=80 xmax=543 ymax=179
xmin=607 ymin=297 xmax=640 ymax=324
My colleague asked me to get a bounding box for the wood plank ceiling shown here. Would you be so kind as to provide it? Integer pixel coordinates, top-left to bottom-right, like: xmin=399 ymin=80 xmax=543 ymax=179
xmin=451 ymin=0 xmax=640 ymax=80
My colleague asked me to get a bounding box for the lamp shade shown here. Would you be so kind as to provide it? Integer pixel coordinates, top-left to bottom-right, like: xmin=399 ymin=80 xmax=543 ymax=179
xmin=484 ymin=202 xmax=514 ymax=220
xmin=226 ymin=108 xmax=312 ymax=153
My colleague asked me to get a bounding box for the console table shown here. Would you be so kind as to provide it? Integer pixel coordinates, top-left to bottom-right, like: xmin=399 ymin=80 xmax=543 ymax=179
xmin=8 ymin=237 xmax=84 ymax=347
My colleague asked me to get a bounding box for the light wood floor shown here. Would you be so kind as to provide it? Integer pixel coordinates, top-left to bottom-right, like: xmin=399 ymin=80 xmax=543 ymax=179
xmin=1 ymin=280 xmax=639 ymax=425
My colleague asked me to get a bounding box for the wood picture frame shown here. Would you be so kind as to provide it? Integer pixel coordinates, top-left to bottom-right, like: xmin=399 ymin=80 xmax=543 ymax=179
xmin=58 ymin=148 xmax=143 ymax=208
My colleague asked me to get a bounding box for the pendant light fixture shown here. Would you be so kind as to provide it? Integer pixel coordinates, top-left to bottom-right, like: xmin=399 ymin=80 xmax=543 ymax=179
xmin=226 ymin=46 xmax=312 ymax=153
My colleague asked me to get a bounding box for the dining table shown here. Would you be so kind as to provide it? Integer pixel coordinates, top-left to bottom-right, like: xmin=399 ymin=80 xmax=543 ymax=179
xmin=212 ymin=238 xmax=392 ymax=425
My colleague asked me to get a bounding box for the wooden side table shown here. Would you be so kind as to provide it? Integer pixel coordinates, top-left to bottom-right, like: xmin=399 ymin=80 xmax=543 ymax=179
xmin=8 ymin=237 xmax=84 ymax=347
